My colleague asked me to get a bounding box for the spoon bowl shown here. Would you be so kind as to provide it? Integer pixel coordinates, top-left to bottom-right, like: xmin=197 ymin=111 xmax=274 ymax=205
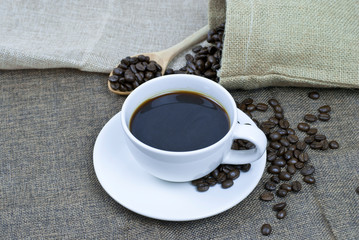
xmin=108 ymin=25 xmax=209 ymax=95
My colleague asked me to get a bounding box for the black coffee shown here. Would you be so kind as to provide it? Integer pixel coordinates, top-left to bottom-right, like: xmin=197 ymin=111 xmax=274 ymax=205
xmin=130 ymin=91 xmax=230 ymax=151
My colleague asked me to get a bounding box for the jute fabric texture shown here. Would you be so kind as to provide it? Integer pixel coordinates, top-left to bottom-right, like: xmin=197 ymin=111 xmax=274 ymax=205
xmin=209 ymin=0 xmax=359 ymax=89
xmin=1 ymin=69 xmax=359 ymax=239
xmin=0 ymin=0 xmax=208 ymax=73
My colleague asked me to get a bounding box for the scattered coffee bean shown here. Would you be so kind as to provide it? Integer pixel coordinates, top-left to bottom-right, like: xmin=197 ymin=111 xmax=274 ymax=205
xmin=318 ymin=113 xmax=331 ymax=121
xmin=296 ymin=141 xmax=307 ymax=151
xmin=278 ymin=171 xmax=292 ymax=181
xmin=222 ymin=179 xmax=234 ymax=189
xmin=293 ymin=149 xmax=301 ymax=159
xmin=314 ymin=134 xmax=326 ymax=141
xmin=295 ymin=162 xmax=305 ymax=169
xmin=356 ymin=186 xmax=359 ymax=195
xmin=280 ymin=183 xmax=292 ymax=192
xmin=273 ymin=158 xmax=286 ymax=167
xmin=307 ymin=128 xmax=318 ymax=135
xmin=269 ymin=132 xmax=282 ymax=141
xmin=303 ymin=175 xmax=316 ymax=184
xmin=321 ymin=140 xmax=329 ymax=150
xmin=268 ymin=99 xmax=279 ymax=107
xmin=265 ymin=181 xmax=277 ymax=191
xmin=273 ymin=202 xmax=287 ymax=211
xmin=276 ymin=210 xmax=287 ymax=219
xmin=287 ymin=134 xmax=299 ymax=144
xmin=297 ymin=123 xmax=310 ymax=132
xmin=300 ymin=165 xmax=315 ymax=176
xmin=291 ymin=181 xmax=302 ymax=192
xmin=256 ymin=103 xmax=269 ymax=111
xmin=304 ymin=135 xmax=315 ymax=144
xmin=260 ymin=192 xmax=275 ymax=201
xmin=283 ymin=151 xmax=293 ymax=160
xmin=298 ymin=152 xmax=309 ymax=163
xmin=279 ymin=138 xmax=290 ymax=147
xmin=287 ymin=158 xmax=298 ymax=165
xmin=227 ymin=169 xmax=240 ymax=180
xmin=329 ymin=140 xmax=340 ymax=149
xmin=268 ymin=165 xmax=281 ymax=174
xmin=318 ymin=105 xmax=331 ymax=113
xmin=276 ymin=189 xmax=288 ymax=197
xmin=274 ymin=105 xmax=283 ymax=113
xmin=267 ymin=152 xmax=277 ymax=162
xmin=286 ymin=164 xmax=296 ymax=175
xmin=310 ymin=141 xmax=323 ymax=149
xmin=197 ymin=184 xmax=209 ymax=192
xmin=308 ymin=91 xmax=320 ymax=99
xmin=239 ymin=164 xmax=251 ymax=172
xmin=279 ymin=119 xmax=290 ymax=129
xmin=304 ymin=114 xmax=317 ymax=122
xmin=246 ymin=104 xmax=256 ymax=112
xmin=261 ymin=224 xmax=272 ymax=236
xmin=275 ymin=112 xmax=284 ymax=120
xmin=268 ymin=117 xmax=279 ymax=125
xmin=270 ymin=141 xmax=282 ymax=150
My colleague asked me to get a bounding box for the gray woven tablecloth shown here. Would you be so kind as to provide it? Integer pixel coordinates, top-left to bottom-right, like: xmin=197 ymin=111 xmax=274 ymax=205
xmin=1 ymin=69 xmax=358 ymax=239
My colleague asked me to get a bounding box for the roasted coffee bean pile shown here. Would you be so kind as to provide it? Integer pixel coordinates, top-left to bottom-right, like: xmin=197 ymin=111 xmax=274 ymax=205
xmin=165 ymin=23 xmax=224 ymax=82
xmin=108 ymin=55 xmax=162 ymax=91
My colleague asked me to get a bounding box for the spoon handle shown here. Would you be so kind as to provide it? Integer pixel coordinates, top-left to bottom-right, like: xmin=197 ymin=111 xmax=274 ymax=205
xmin=159 ymin=25 xmax=210 ymax=63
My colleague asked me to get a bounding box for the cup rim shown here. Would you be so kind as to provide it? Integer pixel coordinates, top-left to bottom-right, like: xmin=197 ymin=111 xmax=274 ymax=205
xmin=121 ymin=74 xmax=237 ymax=156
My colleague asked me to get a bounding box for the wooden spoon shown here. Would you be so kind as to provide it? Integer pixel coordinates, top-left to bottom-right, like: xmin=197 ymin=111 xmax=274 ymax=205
xmin=108 ymin=25 xmax=209 ymax=95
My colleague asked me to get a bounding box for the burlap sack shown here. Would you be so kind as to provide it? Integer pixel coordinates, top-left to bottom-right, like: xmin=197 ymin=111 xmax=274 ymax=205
xmin=209 ymin=0 xmax=359 ymax=89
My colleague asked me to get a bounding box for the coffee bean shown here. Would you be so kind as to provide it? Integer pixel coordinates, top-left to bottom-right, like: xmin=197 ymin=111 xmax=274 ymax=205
xmin=265 ymin=181 xmax=277 ymax=191
xmin=261 ymin=224 xmax=272 ymax=236
xmin=256 ymin=103 xmax=268 ymax=111
xmin=242 ymin=98 xmax=253 ymax=105
xmin=197 ymin=185 xmax=209 ymax=192
xmin=287 ymin=134 xmax=299 ymax=144
xmin=279 ymin=138 xmax=290 ymax=147
xmin=276 ymin=189 xmax=288 ymax=197
xmin=270 ymin=141 xmax=282 ymax=150
xmin=267 ymin=152 xmax=277 ymax=162
xmin=262 ymin=121 xmax=276 ymax=129
xmin=298 ymin=152 xmax=309 ymax=163
xmin=221 ymin=179 xmax=234 ymax=189
xmin=268 ymin=99 xmax=279 ymax=107
xmin=274 ymin=105 xmax=283 ymax=113
xmin=278 ymin=171 xmax=292 ymax=181
xmin=280 ymin=183 xmax=292 ymax=192
xmin=318 ymin=113 xmax=330 ymax=121
xmin=300 ymin=165 xmax=315 ymax=176
xmin=286 ymin=165 xmax=296 ymax=175
xmin=273 ymin=202 xmax=287 ymax=211
xmin=260 ymin=192 xmax=274 ymax=201
xmin=356 ymin=186 xmax=359 ymax=195
xmin=273 ymin=158 xmax=286 ymax=167
xmin=277 ymin=146 xmax=286 ymax=156
xmin=310 ymin=141 xmax=323 ymax=149
xmin=308 ymin=91 xmax=320 ymax=99
xmin=288 ymin=144 xmax=296 ymax=151
xmin=321 ymin=140 xmax=329 ymax=150
xmin=295 ymin=162 xmax=305 ymax=169
xmin=271 ymin=176 xmax=280 ymax=184
xmin=307 ymin=128 xmax=318 ymax=135
xmin=268 ymin=165 xmax=281 ymax=174
xmin=304 ymin=135 xmax=315 ymax=144
xmin=275 ymin=112 xmax=284 ymax=120
xmin=314 ymin=134 xmax=326 ymax=141
xmin=276 ymin=209 xmax=287 ymax=219
xmin=269 ymin=132 xmax=282 ymax=141
xmin=268 ymin=117 xmax=279 ymax=125
xmin=192 ymin=45 xmax=202 ymax=53
xmin=303 ymin=175 xmax=316 ymax=184
xmin=205 ymin=176 xmax=217 ymax=186
xmin=287 ymin=128 xmax=296 ymax=135
xmin=296 ymin=141 xmax=307 ymax=151
xmin=216 ymin=172 xmax=227 ymax=183
xmin=329 ymin=140 xmax=340 ymax=149
xmin=277 ymin=128 xmax=287 ymax=135
xmin=283 ymin=150 xmax=293 ymax=160
xmin=240 ymin=164 xmax=251 ymax=172
xmin=287 ymin=158 xmax=298 ymax=165
xmin=297 ymin=123 xmax=310 ymax=132
xmin=110 ymin=82 xmax=120 ymax=90
xmin=304 ymin=114 xmax=317 ymax=122
xmin=227 ymin=169 xmax=240 ymax=180
xmin=318 ymin=105 xmax=331 ymax=113
xmin=279 ymin=119 xmax=290 ymax=129
xmin=291 ymin=181 xmax=302 ymax=192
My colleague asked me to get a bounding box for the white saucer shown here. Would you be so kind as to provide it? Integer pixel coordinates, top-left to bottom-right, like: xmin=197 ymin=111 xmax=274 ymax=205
xmin=93 ymin=111 xmax=266 ymax=221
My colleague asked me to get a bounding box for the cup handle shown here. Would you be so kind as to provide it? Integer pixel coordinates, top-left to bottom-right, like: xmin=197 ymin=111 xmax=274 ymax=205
xmin=222 ymin=113 xmax=267 ymax=165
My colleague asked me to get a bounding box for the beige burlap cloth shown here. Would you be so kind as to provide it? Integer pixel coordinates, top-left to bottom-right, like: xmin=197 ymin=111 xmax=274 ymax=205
xmin=210 ymin=0 xmax=359 ymax=89
xmin=0 ymin=0 xmax=207 ymax=73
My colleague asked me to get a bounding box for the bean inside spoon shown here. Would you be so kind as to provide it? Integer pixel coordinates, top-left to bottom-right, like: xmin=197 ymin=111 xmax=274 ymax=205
xmin=108 ymin=25 xmax=209 ymax=95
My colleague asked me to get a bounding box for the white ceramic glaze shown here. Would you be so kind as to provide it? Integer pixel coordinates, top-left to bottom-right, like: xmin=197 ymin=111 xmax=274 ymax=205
xmin=93 ymin=111 xmax=267 ymax=221
xmin=120 ymin=74 xmax=267 ymax=182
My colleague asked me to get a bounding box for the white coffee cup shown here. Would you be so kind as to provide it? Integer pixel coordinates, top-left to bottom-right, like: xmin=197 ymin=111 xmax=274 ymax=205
xmin=121 ymin=74 xmax=267 ymax=182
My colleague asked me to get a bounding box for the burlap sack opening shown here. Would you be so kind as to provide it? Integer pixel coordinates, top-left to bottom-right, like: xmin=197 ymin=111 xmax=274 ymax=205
xmin=209 ymin=0 xmax=359 ymax=90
